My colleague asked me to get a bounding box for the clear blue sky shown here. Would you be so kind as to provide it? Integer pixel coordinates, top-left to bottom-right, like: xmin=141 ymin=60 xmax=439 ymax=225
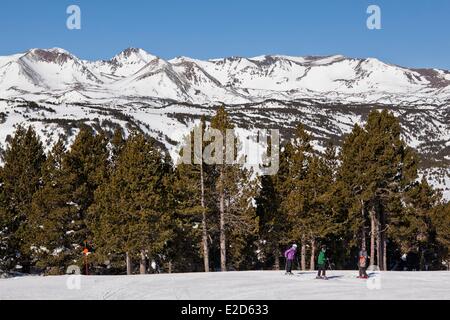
xmin=0 ymin=0 xmax=449 ymax=69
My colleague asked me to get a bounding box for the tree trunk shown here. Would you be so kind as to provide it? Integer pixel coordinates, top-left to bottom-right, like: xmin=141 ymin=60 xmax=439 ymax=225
xmin=274 ymin=247 xmax=280 ymax=270
xmin=361 ymin=199 xmax=366 ymax=251
xmin=375 ymin=210 xmax=383 ymax=270
xmin=139 ymin=250 xmax=146 ymax=274
xmin=310 ymin=239 xmax=316 ymax=271
xmin=200 ymin=160 xmax=210 ymax=272
xmin=382 ymin=210 xmax=387 ymax=271
xmin=376 ymin=203 xmax=385 ymax=270
xmin=219 ymin=170 xmax=227 ymax=271
xmin=376 ymin=223 xmax=381 ymax=269
xmin=126 ymin=252 xmax=132 ymax=275
xmin=301 ymin=237 xmax=306 ymax=271
xmin=168 ymin=261 xmax=172 ymax=273
xmin=370 ymin=207 xmax=376 ymax=266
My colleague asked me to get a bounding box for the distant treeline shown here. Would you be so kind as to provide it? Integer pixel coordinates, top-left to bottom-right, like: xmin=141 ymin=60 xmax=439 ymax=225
xmin=0 ymin=107 xmax=449 ymax=275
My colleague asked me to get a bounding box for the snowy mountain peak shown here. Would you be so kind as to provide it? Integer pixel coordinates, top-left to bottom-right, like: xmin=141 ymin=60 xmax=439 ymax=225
xmin=0 ymin=47 xmax=449 ymax=106
xmin=112 ymin=48 xmax=158 ymax=64
xmin=85 ymin=48 xmax=160 ymax=79
xmin=169 ymin=56 xmax=201 ymax=64
xmin=28 ymin=47 xmax=71 ymax=55
xmin=24 ymin=48 xmax=78 ymax=64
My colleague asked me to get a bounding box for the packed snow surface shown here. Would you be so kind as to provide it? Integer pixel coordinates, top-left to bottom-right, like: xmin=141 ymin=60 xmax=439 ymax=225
xmin=1 ymin=271 xmax=449 ymax=300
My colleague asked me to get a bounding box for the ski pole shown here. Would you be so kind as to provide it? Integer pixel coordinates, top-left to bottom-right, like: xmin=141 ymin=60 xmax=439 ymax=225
xmin=327 ymin=259 xmax=333 ymax=271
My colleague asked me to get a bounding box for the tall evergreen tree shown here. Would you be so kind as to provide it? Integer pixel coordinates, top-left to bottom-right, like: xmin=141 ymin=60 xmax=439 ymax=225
xmin=210 ymin=107 xmax=232 ymax=271
xmin=302 ymin=150 xmax=340 ymax=270
xmin=0 ymin=126 xmax=45 ymax=272
xmin=26 ymin=139 xmax=74 ymax=273
xmin=224 ymin=166 xmax=259 ymax=270
xmin=389 ymin=177 xmax=442 ymax=270
xmin=208 ymin=107 xmax=258 ymax=271
xmin=337 ymin=123 xmax=373 ymax=263
xmin=338 ymin=110 xmax=418 ymax=270
xmin=0 ymin=166 xmax=8 ymax=272
xmin=88 ymin=133 xmax=173 ymax=275
xmin=281 ymin=125 xmax=313 ymax=270
xmin=363 ymin=110 xmax=418 ymax=269
xmin=174 ymin=117 xmax=212 ymax=272
xmin=61 ymin=126 xmax=109 ymax=269
xmin=431 ymin=201 xmax=450 ymax=269
xmin=256 ymin=173 xmax=287 ymax=270
xmin=256 ymin=136 xmax=306 ymax=270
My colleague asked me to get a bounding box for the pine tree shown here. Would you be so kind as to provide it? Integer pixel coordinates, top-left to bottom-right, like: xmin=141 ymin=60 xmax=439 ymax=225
xmin=225 ymin=165 xmax=259 ymax=270
xmin=61 ymin=126 xmax=109 ymax=270
xmin=256 ymin=174 xmax=287 ymax=270
xmin=0 ymin=125 xmax=45 ymax=272
xmin=431 ymin=201 xmax=450 ymax=269
xmin=0 ymin=166 xmax=8 ymax=272
xmin=208 ymin=106 xmax=258 ymax=271
xmin=174 ymin=117 xmax=212 ymax=272
xmin=337 ymin=123 xmax=373 ymax=263
xmin=320 ymin=142 xmax=350 ymax=268
xmin=26 ymin=139 xmax=73 ymax=274
xmin=302 ymin=151 xmax=341 ymax=270
xmin=88 ymin=132 xmax=173 ymax=275
xmin=389 ymin=177 xmax=442 ymax=270
xmin=209 ymin=107 xmax=235 ymax=271
xmin=338 ymin=110 xmax=418 ymax=270
xmin=364 ymin=110 xmax=418 ymax=270
xmin=279 ymin=135 xmax=340 ymax=271
xmin=281 ymin=124 xmax=313 ymax=270
xmin=256 ymin=137 xmax=302 ymax=269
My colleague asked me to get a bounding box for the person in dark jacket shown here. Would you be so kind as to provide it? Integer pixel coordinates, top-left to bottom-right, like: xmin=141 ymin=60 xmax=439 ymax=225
xmin=316 ymin=245 xmax=328 ymax=279
xmin=358 ymin=249 xmax=369 ymax=278
xmin=284 ymin=244 xmax=298 ymax=275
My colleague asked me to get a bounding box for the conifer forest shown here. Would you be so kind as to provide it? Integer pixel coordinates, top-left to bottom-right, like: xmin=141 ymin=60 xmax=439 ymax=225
xmin=1 ymin=107 xmax=449 ymax=275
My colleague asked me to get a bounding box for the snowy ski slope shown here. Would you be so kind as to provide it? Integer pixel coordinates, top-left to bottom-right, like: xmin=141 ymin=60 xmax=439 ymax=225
xmin=1 ymin=271 xmax=449 ymax=300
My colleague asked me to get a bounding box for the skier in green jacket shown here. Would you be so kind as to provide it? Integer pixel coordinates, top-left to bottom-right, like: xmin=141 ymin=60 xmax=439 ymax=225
xmin=316 ymin=245 xmax=328 ymax=279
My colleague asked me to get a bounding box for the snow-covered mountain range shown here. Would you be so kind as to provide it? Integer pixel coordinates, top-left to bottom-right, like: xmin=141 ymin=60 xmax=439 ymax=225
xmin=0 ymin=48 xmax=449 ymax=199
xmin=1 ymin=47 xmax=450 ymax=105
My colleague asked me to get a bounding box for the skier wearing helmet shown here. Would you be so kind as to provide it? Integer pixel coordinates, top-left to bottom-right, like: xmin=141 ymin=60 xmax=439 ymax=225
xmin=284 ymin=244 xmax=298 ymax=275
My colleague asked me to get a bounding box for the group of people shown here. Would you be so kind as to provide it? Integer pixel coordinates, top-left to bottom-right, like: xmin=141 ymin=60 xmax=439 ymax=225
xmin=283 ymin=244 xmax=369 ymax=279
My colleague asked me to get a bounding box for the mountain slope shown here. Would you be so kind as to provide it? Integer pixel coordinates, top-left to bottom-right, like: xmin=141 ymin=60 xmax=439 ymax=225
xmin=0 ymin=48 xmax=448 ymax=199
xmin=0 ymin=48 xmax=450 ymax=105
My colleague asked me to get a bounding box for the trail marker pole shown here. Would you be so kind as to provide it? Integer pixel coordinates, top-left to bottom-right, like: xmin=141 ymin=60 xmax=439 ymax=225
xmin=82 ymin=241 xmax=90 ymax=276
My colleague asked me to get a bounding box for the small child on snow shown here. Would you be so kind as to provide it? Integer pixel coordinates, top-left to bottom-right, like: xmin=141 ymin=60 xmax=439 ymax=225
xmin=284 ymin=244 xmax=297 ymax=275
xmin=358 ymin=249 xmax=369 ymax=279
xmin=316 ymin=245 xmax=328 ymax=279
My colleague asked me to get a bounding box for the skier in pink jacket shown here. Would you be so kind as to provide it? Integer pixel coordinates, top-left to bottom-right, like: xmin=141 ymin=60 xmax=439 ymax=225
xmin=284 ymin=244 xmax=298 ymax=275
